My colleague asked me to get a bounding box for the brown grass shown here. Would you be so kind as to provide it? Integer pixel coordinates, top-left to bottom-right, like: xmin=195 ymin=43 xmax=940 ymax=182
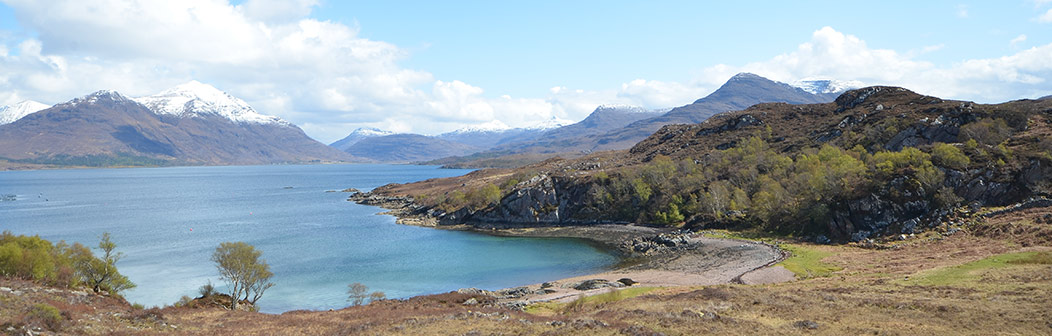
xmin=2 ymin=206 xmax=1050 ymax=335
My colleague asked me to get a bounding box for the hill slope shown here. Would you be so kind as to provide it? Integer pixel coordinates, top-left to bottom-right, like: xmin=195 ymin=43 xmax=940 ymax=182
xmin=344 ymin=134 xmax=482 ymax=163
xmin=329 ymin=128 xmax=395 ymax=151
xmin=359 ymin=86 xmax=1052 ymax=241
xmin=0 ymin=89 xmax=352 ymax=166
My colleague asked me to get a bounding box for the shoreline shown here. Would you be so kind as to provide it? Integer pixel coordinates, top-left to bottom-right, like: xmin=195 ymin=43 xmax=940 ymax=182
xmin=348 ymin=191 xmax=794 ymax=305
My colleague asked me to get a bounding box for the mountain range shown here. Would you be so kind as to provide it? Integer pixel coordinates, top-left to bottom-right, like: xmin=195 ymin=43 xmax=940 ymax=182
xmin=0 ymin=82 xmax=351 ymax=167
xmin=0 ymin=73 xmax=859 ymax=168
xmin=0 ymin=100 xmax=49 ymax=125
xmin=329 ymin=118 xmax=574 ymax=163
xmin=417 ymin=73 xmax=856 ymax=167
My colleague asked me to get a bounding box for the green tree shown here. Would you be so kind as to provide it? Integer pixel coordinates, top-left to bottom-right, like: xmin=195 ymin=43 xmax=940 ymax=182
xmin=212 ymin=242 xmax=274 ymax=310
xmin=631 ymin=178 xmax=652 ymax=203
xmin=77 ymin=233 xmax=135 ymax=294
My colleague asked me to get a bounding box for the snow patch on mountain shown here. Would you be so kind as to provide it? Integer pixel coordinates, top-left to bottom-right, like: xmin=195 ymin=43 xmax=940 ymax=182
xmin=525 ymin=116 xmax=574 ymax=130
xmin=596 ymin=104 xmax=648 ymax=112
xmin=134 ymin=81 xmax=289 ymax=126
xmin=347 ymin=127 xmax=394 ymax=137
xmin=448 ymin=120 xmax=512 ymax=134
xmin=791 ymin=78 xmax=865 ymax=95
xmin=595 ymin=104 xmax=670 ymax=114
xmin=0 ymin=100 xmax=50 ymax=125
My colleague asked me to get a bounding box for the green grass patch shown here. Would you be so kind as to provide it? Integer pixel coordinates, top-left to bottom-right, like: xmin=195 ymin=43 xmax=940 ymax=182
xmin=524 ymin=286 xmax=659 ymax=315
xmin=778 ymin=244 xmax=842 ymax=279
xmin=578 ymin=286 xmax=658 ymax=304
xmin=909 ymin=251 xmax=1051 ymax=286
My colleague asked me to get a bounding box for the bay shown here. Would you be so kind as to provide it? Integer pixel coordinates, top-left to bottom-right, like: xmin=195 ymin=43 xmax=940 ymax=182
xmin=0 ymin=164 xmax=617 ymax=313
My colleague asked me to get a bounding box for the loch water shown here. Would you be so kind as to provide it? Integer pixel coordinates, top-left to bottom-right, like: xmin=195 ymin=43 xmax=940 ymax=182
xmin=0 ymin=164 xmax=617 ymax=313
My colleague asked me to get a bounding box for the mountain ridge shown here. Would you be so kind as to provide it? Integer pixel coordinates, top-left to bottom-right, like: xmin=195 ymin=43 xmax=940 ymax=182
xmin=0 ymin=86 xmax=352 ymax=166
xmin=0 ymin=100 xmax=50 ymax=125
xmin=435 ymin=73 xmax=853 ymax=168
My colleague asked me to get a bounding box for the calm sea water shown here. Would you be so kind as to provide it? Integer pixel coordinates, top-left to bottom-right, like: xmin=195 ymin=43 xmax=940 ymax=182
xmin=0 ymin=164 xmax=617 ymax=313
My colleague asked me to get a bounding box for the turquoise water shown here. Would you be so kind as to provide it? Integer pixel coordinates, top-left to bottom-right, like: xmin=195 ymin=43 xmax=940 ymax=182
xmin=0 ymin=164 xmax=617 ymax=313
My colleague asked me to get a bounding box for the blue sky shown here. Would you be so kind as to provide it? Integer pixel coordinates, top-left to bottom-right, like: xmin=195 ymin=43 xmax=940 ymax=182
xmin=313 ymin=1 xmax=1048 ymax=97
xmin=1 ymin=1 xmax=1051 ymax=142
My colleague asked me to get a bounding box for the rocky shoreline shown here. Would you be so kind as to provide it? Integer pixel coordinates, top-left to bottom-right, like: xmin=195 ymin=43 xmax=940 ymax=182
xmin=347 ymin=188 xmax=793 ymax=307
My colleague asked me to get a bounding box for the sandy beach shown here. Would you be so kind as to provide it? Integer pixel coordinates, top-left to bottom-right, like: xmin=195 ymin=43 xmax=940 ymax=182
xmin=459 ymin=225 xmax=795 ymax=304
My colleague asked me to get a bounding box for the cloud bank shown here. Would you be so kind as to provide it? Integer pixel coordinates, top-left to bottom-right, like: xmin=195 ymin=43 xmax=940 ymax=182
xmin=0 ymin=1 xmax=1050 ymax=143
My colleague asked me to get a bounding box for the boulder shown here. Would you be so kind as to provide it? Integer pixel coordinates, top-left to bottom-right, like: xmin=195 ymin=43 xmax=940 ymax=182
xmin=617 ymin=278 xmax=638 ymax=286
xmin=572 ymin=279 xmax=622 ymax=291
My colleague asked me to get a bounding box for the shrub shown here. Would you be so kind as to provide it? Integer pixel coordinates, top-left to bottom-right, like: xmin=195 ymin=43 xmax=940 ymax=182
xmin=935 ymin=187 xmax=964 ymax=208
xmin=25 ymin=303 xmax=63 ymax=331
xmin=959 ymin=118 xmax=1011 ymax=145
xmin=0 ymin=231 xmax=131 ymax=292
xmin=199 ymin=281 xmax=217 ymax=297
xmin=931 ymin=143 xmax=970 ymax=170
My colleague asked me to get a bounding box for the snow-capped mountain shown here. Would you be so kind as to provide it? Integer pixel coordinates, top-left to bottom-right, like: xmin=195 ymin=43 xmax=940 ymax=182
xmin=524 ymin=116 xmax=574 ymax=130
xmin=134 ymin=81 xmax=289 ymax=126
xmin=594 ymin=104 xmax=650 ymax=113
xmin=329 ymin=127 xmax=396 ymax=151
xmin=0 ymin=100 xmax=50 ymax=125
xmin=791 ymin=78 xmax=864 ymax=95
xmin=447 ymin=120 xmax=512 ymax=134
xmin=0 ymin=86 xmax=352 ymax=166
xmin=349 ymin=127 xmax=395 ymax=137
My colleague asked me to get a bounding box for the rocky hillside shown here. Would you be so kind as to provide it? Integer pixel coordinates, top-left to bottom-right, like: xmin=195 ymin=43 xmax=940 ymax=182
xmin=0 ymin=88 xmax=352 ymax=167
xmin=358 ymin=86 xmax=1052 ymax=241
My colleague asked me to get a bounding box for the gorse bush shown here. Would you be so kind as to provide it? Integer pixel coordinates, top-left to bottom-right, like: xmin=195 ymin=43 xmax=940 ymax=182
xmin=0 ymin=231 xmax=133 ymax=293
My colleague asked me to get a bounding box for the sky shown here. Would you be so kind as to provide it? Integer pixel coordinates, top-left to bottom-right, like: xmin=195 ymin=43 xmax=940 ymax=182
xmin=1 ymin=1 xmax=1051 ymax=143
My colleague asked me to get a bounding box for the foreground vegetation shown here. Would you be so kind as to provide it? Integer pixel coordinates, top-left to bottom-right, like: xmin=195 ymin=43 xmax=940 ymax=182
xmin=0 ymin=231 xmax=133 ymax=294
xmin=1 ymin=205 xmax=1049 ymax=334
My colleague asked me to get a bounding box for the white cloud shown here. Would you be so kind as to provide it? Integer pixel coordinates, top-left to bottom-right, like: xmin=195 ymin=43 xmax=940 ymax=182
xmin=239 ymin=0 xmax=318 ymax=23
xmin=956 ymin=4 xmax=969 ymax=18
xmin=617 ymin=79 xmax=709 ymax=107
xmin=701 ymin=26 xmax=1052 ymax=103
xmin=2 ymin=0 xmax=689 ymax=142
xmin=1010 ymin=34 xmax=1028 ymax=46
xmin=2 ymin=3 xmax=1050 ymax=143
xmin=1040 ymin=8 xmax=1052 ymax=22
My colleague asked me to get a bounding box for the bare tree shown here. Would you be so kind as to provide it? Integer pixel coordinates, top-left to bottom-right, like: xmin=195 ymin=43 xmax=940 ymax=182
xmin=347 ymin=282 xmax=368 ymax=306
xmin=348 ymin=283 xmax=386 ymax=306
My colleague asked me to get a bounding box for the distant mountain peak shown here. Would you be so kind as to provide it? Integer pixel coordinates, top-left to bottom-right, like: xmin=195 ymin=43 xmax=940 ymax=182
xmin=525 ymin=116 xmax=573 ymax=130
xmin=0 ymin=100 xmax=50 ymax=125
xmin=329 ymin=127 xmax=397 ymax=150
xmin=730 ymin=72 xmax=764 ymax=80
xmin=349 ymin=127 xmax=394 ymax=136
xmin=450 ymin=120 xmax=512 ymax=134
xmin=597 ymin=103 xmax=644 ymax=110
xmin=70 ymin=90 xmax=132 ymax=105
xmin=134 ymin=81 xmax=289 ymax=126
xmin=791 ymin=78 xmax=865 ymax=95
